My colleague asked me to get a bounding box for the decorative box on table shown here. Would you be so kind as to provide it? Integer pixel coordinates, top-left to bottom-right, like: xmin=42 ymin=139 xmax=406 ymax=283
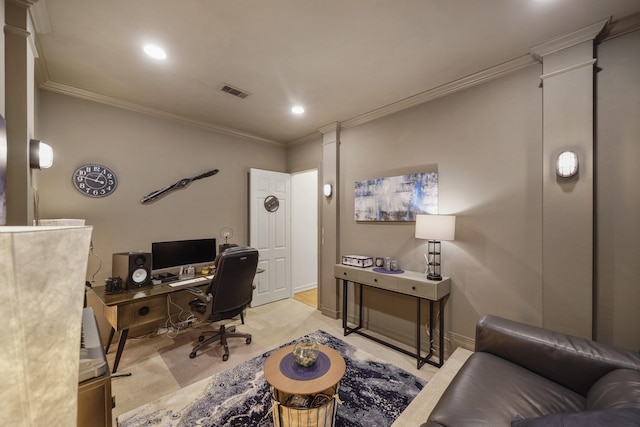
xmin=341 ymin=255 xmax=373 ymax=268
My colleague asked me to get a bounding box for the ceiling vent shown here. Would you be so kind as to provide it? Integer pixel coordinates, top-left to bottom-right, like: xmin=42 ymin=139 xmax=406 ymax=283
xmin=220 ymin=84 xmax=250 ymax=99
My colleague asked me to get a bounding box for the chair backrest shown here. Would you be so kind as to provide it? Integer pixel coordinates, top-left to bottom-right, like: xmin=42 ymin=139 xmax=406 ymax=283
xmin=207 ymin=246 xmax=258 ymax=317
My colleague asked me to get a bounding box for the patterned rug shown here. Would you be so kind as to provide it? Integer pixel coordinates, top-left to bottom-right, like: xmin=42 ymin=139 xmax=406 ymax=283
xmin=118 ymin=330 xmax=427 ymax=427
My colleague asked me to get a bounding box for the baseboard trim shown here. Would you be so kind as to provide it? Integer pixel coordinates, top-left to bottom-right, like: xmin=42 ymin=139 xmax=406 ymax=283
xmin=449 ymin=331 xmax=475 ymax=352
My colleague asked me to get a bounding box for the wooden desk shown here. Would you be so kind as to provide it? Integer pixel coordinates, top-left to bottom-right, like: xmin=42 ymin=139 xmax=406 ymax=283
xmin=91 ymin=276 xmax=211 ymax=373
xmin=334 ymin=264 xmax=450 ymax=369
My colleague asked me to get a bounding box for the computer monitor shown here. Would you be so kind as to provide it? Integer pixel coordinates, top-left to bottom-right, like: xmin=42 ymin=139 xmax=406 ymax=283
xmin=151 ymin=238 xmax=217 ymax=274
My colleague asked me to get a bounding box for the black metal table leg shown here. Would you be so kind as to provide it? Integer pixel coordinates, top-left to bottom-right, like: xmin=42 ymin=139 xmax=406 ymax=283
xmin=342 ymin=279 xmax=348 ymax=332
xmin=112 ymin=328 xmax=129 ymax=373
xmin=416 ymin=297 xmax=421 ymax=369
xmin=105 ymin=327 xmax=115 ymax=354
xmin=439 ymin=298 xmax=445 ymax=366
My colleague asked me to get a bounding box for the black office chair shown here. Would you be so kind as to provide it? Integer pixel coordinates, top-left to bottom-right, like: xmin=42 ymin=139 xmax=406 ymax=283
xmin=188 ymin=246 xmax=258 ymax=361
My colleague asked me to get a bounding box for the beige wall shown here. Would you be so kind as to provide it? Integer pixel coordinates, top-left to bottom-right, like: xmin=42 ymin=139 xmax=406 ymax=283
xmin=286 ymin=137 xmax=322 ymax=174
xmin=338 ymin=65 xmax=544 ymax=345
xmin=22 ymin=22 xmax=640 ymax=353
xmin=596 ymin=30 xmax=640 ymax=350
xmin=287 ymin=29 xmax=640 ymax=352
xmin=36 ymin=90 xmax=286 ymax=285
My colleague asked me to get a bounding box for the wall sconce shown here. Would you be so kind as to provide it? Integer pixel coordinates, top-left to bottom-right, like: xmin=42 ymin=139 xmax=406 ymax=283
xmin=556 ymin=151 xmax=578 ymax=178
xmin=29 ymin=139 xmax=54 ymax=169
xmin=323 ymin=183 xmax=332 ymax=197
xmin=415 ymin=214 xmax=456 ymax=281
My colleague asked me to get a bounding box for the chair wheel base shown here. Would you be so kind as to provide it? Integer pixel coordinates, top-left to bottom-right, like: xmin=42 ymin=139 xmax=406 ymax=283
xmin=246 ymin=337 xmax=252 ymax=344
xmin=189 ymin=351 xmax=197 ymax=359
xmin=198 ymin=336 xmax=205 ymax=342
xmin=222 ymin=354 xmax=229 ymax=361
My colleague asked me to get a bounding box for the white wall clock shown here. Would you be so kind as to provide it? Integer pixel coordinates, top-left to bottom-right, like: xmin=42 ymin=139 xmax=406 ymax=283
xmin=72 ymin=164 xmax=118 ymax=198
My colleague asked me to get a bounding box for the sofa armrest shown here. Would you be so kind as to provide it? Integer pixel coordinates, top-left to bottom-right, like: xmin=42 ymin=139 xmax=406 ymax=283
xmin=475 ymin=314 xmax=640 ymax=396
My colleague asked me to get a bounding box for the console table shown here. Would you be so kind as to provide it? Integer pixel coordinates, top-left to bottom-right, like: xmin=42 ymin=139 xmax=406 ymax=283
xmin=334 ymin=264 xmax=450 ymax=369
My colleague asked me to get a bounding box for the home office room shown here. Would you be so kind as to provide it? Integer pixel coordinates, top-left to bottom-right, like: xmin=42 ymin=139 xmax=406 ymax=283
xmin=3 ymin=1 xmax=640 ymax=426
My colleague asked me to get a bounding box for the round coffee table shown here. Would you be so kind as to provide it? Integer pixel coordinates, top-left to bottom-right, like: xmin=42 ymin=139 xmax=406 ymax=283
xmin=264 ymin=344 xmax=346 ymax=426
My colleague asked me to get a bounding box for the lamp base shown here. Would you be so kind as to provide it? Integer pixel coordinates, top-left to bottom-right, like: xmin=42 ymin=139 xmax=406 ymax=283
xmin=427 ymin=273 xmax=442 ymax=281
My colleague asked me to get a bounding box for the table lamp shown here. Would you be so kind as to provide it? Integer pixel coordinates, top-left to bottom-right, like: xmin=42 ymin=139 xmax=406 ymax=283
xmin=415 ymin=214 xmax=456 ymax=281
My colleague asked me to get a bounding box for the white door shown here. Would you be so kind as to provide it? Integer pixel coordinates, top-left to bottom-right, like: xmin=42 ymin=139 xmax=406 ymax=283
xmin=249 ymin=168 xmax=291 ymax=306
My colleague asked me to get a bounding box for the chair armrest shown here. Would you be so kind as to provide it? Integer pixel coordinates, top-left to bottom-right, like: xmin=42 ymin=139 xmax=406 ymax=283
xmin=475 ymin=314 xmax=640 ymax=396
xmin=187 ymin=292 xmax=213 ymax=316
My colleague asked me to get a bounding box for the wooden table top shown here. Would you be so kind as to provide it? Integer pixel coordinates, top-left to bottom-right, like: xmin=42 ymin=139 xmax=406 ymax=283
xmin=263 ymin=344 xmax=346 ymax=395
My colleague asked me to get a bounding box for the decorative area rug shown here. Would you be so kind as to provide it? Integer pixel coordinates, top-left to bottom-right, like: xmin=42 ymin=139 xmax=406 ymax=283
xmin=118 ymin=330 xmax=427 ymax=426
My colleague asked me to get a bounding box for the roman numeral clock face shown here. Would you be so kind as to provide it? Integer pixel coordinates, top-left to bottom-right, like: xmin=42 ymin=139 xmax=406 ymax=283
xmin=72 ymin=164 xmax=118 ymax=198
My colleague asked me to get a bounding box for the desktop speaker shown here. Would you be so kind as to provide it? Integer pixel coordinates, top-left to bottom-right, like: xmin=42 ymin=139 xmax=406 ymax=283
xmin=112 ymin=252 xmax=151 ymax=289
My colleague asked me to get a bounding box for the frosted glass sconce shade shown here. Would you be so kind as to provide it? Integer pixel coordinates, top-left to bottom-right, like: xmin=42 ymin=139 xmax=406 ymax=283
xmin=29 ymin=139 xmax=53 ymax=169
xmin=556 ymin=151 xmax=578 ymax=178
xmin=323 ymin=183 xmax=332 ymax=197
xmin=1 ymin=226 xmax=93 ymax=427
xmin=415 ymin=214 xmax=456 ymax=281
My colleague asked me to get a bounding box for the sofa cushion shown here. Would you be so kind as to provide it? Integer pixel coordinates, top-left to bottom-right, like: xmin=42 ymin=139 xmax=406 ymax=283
xmin=427 ymin=352 xmax=584 ymax=426
xmin=587 ymin=369 xmax=640 ymax=410
xmin=511 ymin=408 xmax=640 ymax=426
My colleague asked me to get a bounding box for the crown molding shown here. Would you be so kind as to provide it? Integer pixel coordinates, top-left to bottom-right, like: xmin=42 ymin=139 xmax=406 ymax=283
xmin=341 ymin=54 xmax=538 ymax=130
xmin=288 ymin=131 xmax=322 ymax=147
xmin=39 ymin=81 xmax=285 ymax=147
xmin=7 ymin=0 xmax=38 ymax=8
xmin=317 ymin=122 xmax=340 ymax=135
xmin=539 ymin=59 xmax=597 ymax=80
xmin=4 ymin=24 xmax=30 ymax=38
xmin=602 ymin=11 xmax=640 ymax=41
xmin=530 ymin=18 xmax=610 ymax=59
xmin=29 ymin=0 xmax=53 ymax=34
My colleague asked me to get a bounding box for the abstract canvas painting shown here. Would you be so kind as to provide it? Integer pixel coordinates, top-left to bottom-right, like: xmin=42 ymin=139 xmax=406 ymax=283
xmin=355 ymin=172 xmax=438 ymax=221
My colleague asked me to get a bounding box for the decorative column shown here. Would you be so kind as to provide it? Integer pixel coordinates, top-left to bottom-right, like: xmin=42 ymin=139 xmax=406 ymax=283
xmin=318 ymin=122 xmax=340 ymax=318
xmin=1 ymin=225 xmax=93 ymax=427
xmin=4 ymin=0 xmax=37 ymax=225
xmin=531 ymin=19 xmax=608 ymax=339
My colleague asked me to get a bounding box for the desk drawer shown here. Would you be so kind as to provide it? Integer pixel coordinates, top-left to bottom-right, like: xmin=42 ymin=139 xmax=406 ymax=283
xmin=105 ymin=295 xmax=166 ymax=330
xmin=334 ymin=265 xmax=361 ymax=282
xmin=361 ymin=272 xmax=397 ymax=291
xmin=395 ymin=280 xmax=440 ymax=299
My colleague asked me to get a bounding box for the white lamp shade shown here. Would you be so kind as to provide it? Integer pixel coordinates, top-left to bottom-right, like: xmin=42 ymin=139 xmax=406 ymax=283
xmin=1 ymin=226 xmax=93 ymax=427
xmin=415 ymin=214 xmax=456 ymax=241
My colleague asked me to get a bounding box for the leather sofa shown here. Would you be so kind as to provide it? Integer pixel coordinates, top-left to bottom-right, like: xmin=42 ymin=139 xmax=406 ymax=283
xmin=424 ymin=314 xmax=640 ymax=426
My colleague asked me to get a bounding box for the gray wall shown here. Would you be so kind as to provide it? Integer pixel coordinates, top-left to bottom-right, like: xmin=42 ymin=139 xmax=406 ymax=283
xmin=596 ymin=30 xmax=640 ymax=351
xmin=287 ymin=31 xmax=640 ymax=352
xmin=36 ymin=90 xmax=286 ymax=285
xmin=33 ymin=29 xmax=640 ymax=353
xmin=339 ymin=65 xmax=544 ymax=345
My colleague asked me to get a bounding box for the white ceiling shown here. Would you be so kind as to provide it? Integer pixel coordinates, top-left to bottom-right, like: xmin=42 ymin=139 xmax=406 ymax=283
xmin=31 ymin=0 xmax=640 ymax=145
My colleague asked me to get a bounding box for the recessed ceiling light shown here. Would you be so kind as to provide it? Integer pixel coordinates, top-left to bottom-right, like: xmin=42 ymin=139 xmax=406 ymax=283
xmin=143 ymin=44 xmax=167 ymax=60
xmin=291 ymin=106 xmax=305 ymax=115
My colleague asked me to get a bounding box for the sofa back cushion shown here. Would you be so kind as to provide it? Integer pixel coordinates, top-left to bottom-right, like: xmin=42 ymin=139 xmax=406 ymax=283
xmin=587 ymin=369 xmax=640 ymax=410
xmin=476 ymin=315 xmax=640 ymax=396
